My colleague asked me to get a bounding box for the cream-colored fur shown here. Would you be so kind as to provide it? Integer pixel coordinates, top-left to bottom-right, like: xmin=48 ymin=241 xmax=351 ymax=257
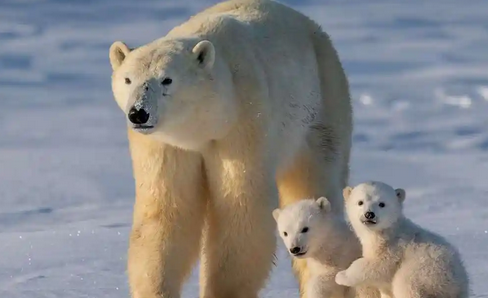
xmin=109 ymin=0 xmax=352 ymax=297
xmin=336 ymin=182 xmax=469 ymax=298
xmin=273 ymin=197 xmax=380 ymax=298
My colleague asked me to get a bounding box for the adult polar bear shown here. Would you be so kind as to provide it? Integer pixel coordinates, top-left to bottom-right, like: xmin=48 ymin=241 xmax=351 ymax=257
xmin=109 ymin=0 xmax=352 ymax=297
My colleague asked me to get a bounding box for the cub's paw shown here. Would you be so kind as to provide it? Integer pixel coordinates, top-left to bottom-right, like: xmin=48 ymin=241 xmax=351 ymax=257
xmin=335 ymin=270 xmax=353 ymax=287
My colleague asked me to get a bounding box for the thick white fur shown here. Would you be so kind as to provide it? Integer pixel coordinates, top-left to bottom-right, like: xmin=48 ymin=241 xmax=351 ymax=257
xmin=109 ymin=0 xmax=353 ymax=297
xmin=273 ymin=198 xmax=380 ymax=298
xmin=336 ymin=182 xmax=470 ymax=298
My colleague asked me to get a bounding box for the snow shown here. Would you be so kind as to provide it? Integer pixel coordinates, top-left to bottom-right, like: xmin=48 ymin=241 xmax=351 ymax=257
xmin=1 ymin=0 xmax=487 ymax=297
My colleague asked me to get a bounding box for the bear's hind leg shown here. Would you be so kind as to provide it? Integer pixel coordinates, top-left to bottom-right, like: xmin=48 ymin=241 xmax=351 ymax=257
xmin=277 ymin=140 xmax=347 ymax=298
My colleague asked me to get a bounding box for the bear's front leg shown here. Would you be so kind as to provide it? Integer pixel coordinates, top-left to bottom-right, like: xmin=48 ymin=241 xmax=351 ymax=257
xmin=127 ymin=130 xmax=206 ymax=298
xmin=335 ymin=258 xmax=380 ymax=288
xmin=200 ymin=153 xmax=277 ymax=298
xmin=307 ymin=274 xmax=346 ymax=298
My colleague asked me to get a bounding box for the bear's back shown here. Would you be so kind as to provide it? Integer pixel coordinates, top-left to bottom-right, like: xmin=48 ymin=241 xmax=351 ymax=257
xmin=166 ymin=0 xmax=320 ymax=43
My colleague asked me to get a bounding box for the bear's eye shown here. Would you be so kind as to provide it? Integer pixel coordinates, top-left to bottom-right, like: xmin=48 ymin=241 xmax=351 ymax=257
xmin=301 ymin=227 xmax=309 ymax=233
xmin=358 ymin=201 xmax=363 ymax=206
xmin=283 ymin=232 xmax=288 ymax=237
xmin=161 ymin=78 xmax=173 ymax=85
xmin=379 ymin=202 xmax=385 ymax=208
xmin=125 ymin=78 xmax=131 ymax=85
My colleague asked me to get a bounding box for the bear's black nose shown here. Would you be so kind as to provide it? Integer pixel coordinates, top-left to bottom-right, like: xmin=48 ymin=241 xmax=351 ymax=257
xmin=128 ymin=107 xmax=150 ymax=125
xmin=365 ymin=211 xmax=375 ymax=219
xmin=290 ymin=247 xmax=301 ymax=254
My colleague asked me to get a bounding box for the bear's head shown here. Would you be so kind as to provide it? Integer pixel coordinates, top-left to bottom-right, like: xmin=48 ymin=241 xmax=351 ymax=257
xmin=109 ymin=38 xmax=237 ymax=150
xmin=343 ymin=181 xmax=406 ymax=232
xmin=272 ymin=197 xmax=334 ymax=259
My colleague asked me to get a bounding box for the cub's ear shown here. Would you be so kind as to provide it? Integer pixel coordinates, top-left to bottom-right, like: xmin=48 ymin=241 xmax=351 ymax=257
xmin=395 ymin=188 xmax=406 ymax=203
xmin=316 ymin=197 xmax=331 ymax=212
xmin=272 ymin=208 xmax=281 ymax=222
xmin=109 ymin=41 xmax=131 ymax=71
xmin=343 ymin=186 xmax=353 ymax=201
xmin=192 ymin=40 xmax=215 ymax=70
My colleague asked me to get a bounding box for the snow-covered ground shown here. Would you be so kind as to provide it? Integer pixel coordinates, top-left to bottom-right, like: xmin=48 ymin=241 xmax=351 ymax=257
xmin=1 ymin=0 xmax=487 ymax=297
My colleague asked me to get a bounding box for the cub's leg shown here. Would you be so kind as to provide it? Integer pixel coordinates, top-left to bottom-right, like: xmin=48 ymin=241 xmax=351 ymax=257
xmin=336 ymin=258 xmax=389 ymax=288
xmin=308 ymin=274 xmax=348 ymax=298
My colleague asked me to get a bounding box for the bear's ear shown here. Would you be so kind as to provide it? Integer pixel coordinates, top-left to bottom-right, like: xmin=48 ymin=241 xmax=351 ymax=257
xmin=343 ymin=186 xmax=353 ymax=201
xmin=395 ymin=188 xmax=406 ymax=203
xmin=316 ymin=197 xmax=331 ymax=212
xmin=272 ymin=208 xmax=281 ymax=222
xmin=109 ymin=41 xmax=131 ymax=71
xmin=192 ymin=40 xmax=215 ymax=70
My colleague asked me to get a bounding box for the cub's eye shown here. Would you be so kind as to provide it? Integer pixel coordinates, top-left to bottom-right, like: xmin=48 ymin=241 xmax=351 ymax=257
xmin=301 ymin=227 xmax=309 ymax=233
xmin=283 ymin=232 xmax=288 ymax=237
xmin=358 ymin=201 xmax=363 ymax=206
xmin=379 ymin=202 xmax=385 ymax=208
xmin=124 ymin=78 xmax=131 ymax=85
xmin=161 ymin=78 xmax=173 ymax=85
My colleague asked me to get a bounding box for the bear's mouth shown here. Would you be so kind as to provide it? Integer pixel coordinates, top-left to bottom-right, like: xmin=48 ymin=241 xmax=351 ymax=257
xmin=361 ymin=219 xmax=377 ymax=225
xmin=293 ymin=251 xmax=307 ymax=257
xmin=133 ymin=125 xmax=154 ymax=129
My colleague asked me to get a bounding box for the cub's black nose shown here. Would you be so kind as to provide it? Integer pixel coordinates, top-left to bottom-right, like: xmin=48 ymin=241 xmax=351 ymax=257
xmin=365 ymin=212 xmax=375 ymax=219
xmin=128 ymin=107 xmax=149 ymax=125
xmin=290 ymin=247 xmax=301 ymax=254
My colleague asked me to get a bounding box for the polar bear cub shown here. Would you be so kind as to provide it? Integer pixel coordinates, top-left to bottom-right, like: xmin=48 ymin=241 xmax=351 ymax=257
xmin=336 ymin=181 xmax=469 ymax=298
xmin=273 ymin=198 xmax=380 ymax=298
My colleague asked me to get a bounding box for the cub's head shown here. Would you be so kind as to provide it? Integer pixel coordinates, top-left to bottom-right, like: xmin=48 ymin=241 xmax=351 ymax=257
xmin=272 ymin=197 xmax=333 ymax=259
xmin=343 ymin=181 xmax=406 ymax=232
xmin=109 ymin=38 xmax=237 ymax=150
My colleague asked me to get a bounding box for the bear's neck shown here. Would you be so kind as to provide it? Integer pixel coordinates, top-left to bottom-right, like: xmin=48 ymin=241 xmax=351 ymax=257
xmin=310 ymin=216 xmax=358 ymax=265
xmin=358 ymin=217 xmax=406 ymax=258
